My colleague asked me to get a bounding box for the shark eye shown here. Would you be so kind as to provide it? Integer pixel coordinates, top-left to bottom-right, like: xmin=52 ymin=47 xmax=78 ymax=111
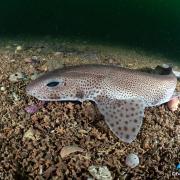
xmin=46 ymin=81 xmax=60 ymax=87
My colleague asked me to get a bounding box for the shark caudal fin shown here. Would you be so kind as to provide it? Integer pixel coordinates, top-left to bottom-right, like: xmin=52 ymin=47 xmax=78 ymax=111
xmin=95 ymin=96 xmax=145 ymax=143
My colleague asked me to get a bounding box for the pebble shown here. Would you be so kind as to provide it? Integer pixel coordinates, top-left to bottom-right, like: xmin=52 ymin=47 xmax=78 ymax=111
xmin=125 ymin=153 xmax=139 ymax=168
xmin=16 ymin=46 xmax=22 ymax=51
xmin=10 ymin=59 xmax=15 ymax=63
xmin=0 ymin=86 xmax=6 ymax=91
xmin=142 ymin=137 xmax=151 ymax=149
xmin=54 ymin=51 xmax=64 ymax=56
xmin=108 ymin=58 xmax=114 ymax=64
xmin=161 ymin=64 xmax=170 ymax=68
xmin=12 ymin=92 xmax=21 ymax=101
xmin=88 ymin=165 xmax=112 ymax=180
xmin=23 ymin=128 xmax=36 ymax=141
xmin=31 ymin=56 xmax=38 ymax=61
xmin=9 ymin=72 xmax=25 ymax=82
xmin=15 ymin=46 xmax=23 ymax=53
xmin=24 ymin=58 xmax=32 ymax=63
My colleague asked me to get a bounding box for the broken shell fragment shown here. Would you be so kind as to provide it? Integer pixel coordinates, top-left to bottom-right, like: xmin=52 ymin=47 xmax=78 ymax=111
xmin=60 ymin=145 xmax=84 ymax=158
xmin=25 ymin=104 xmax=39 ymax=114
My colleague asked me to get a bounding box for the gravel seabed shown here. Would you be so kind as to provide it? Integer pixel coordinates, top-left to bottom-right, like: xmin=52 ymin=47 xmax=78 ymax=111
xmin=0 ymin=37 xmax=179 ymax=180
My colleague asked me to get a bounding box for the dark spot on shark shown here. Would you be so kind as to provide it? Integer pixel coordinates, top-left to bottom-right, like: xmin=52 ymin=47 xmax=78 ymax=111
xmin=76 ymin=90 xmax=84 ymax=99
xmin=125 ymin=134 xmax=130 ymax=139
xmin=124 ymin=126 xmax=128 ymax=131
xmin=132 ymin=127 xmax=136 ymax=132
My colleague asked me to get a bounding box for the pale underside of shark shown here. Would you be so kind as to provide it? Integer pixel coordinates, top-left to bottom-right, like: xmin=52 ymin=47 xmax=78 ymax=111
xmin=26 ymin=64 xmax=180 ymax=143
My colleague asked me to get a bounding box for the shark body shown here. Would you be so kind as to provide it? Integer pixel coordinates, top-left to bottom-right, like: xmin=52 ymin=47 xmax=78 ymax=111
xmin=26 ymin=64 xmax=179 ymax=143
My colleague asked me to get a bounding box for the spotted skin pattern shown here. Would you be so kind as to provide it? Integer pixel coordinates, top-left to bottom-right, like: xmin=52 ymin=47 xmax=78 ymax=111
xmin=26 ymin=64 xmax=178 ymax=143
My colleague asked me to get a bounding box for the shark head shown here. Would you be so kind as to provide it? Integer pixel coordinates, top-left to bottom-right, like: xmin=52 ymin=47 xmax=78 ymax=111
xmin=26 ymin=69 xmax=79 ymax=101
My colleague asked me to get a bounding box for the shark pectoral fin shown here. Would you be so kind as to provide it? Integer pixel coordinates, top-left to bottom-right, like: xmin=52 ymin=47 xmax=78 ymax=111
xmin=95 ymin=97 xmax=145 ymax=143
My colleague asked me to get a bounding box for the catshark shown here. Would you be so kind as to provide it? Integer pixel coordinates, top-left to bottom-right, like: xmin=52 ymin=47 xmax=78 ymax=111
xmin=26 ymin=64 xmax=180 ymax=143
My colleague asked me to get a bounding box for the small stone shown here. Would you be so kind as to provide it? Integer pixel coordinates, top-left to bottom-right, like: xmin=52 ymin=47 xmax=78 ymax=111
xmin=10 ymin=59 xmax=15 ymax=62
xmin=143 ymin=137 xmax=151 ymax=149
xmin=87 ymin=177 xmax=94 ymax=180
xmin=12 ymin=92 xmax=20 ymax=101
xmin=0 ymin=86 xmax=6 ymax=91
xmin=9 ymin=72 xmax=25 ymax=82
xmin=79 ymin=129 xmax=88 ymax=134
xmin=16 ymin=46 xmax=22 ymax=51
xmin=31 ymin=56 xmax=38 ymax=61
xmin=54 ymin=51 xmax=64 ymax=56
xmin=127 ymin=63 xmax=133 ymax=67
xmin=15 ymin=46 xmax=22 ymax=53
xmin=108 ymin=58 xmax=115 ymax=64
xmin=39 ymin=165 xmax=43 ymax=175
xmin=161 ymin=64 xmax=170 ymax=68
xmin=24 ymin=58 xmax=32 ymax=63
xmin=25 ymin=56 xmax=40 ymax=64
xmin=23 ymin=128 xmax=36 ymax=141
xmin=125 ymin=153 xmax=139 ymax=168
xmin=88 ymin=166 xmax=112 ymax=180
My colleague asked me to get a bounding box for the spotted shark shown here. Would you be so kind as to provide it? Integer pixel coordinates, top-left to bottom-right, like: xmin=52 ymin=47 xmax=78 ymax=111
xmin=26 ymin=64 xmax=180 ymax=143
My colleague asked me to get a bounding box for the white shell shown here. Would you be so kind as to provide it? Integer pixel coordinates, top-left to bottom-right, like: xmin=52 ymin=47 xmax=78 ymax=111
xmin=125 ymin=153 xmax=139 ymax=168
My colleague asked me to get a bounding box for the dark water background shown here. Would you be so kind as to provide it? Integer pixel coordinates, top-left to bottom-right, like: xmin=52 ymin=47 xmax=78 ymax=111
xmin=0 ymin=0 xmax=180 ymax=62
